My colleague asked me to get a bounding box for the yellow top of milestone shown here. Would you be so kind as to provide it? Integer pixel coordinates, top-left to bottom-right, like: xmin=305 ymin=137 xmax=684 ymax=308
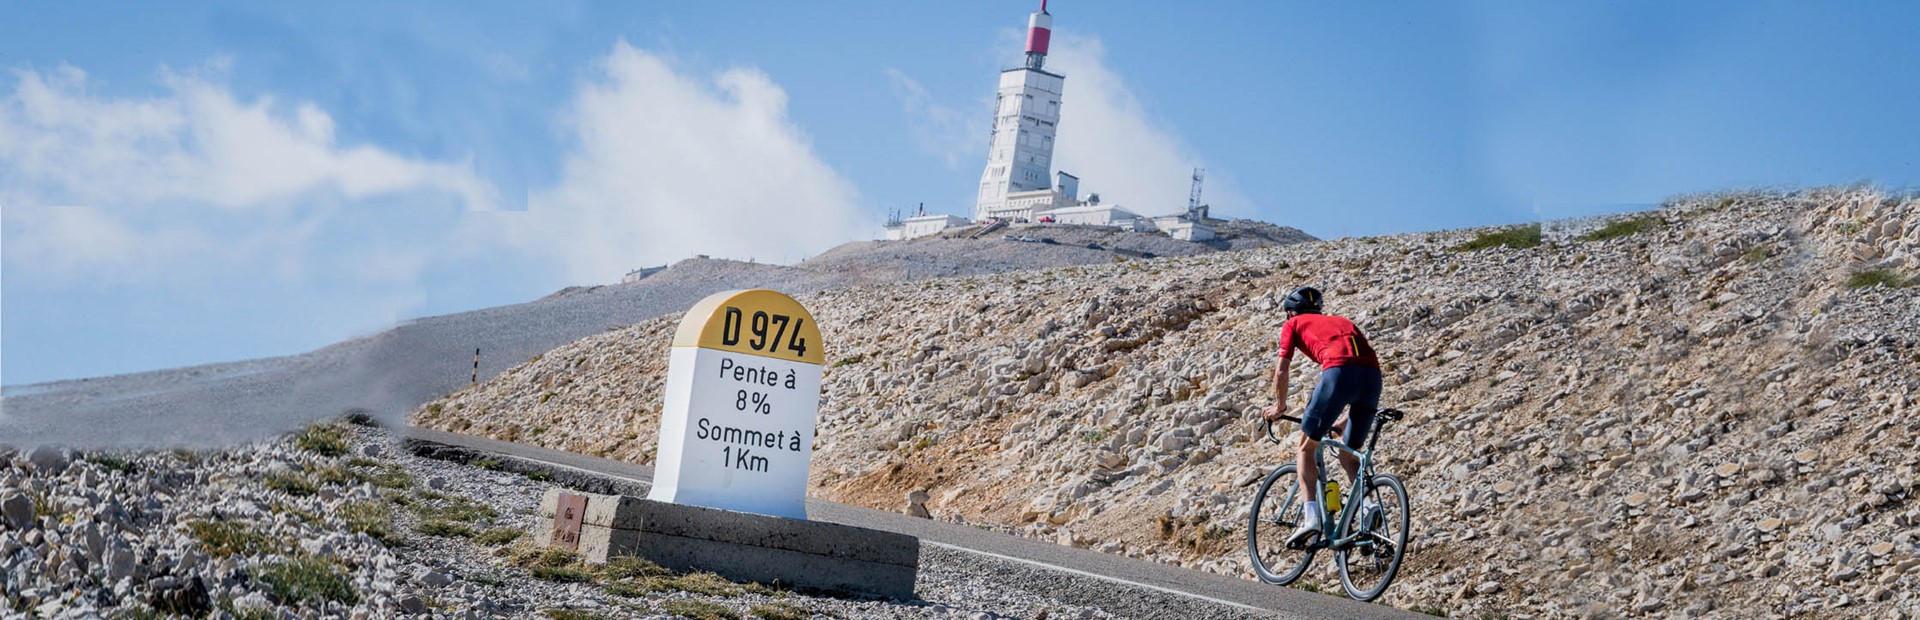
xmin=671 ymin=289 xmax=825 ymax=365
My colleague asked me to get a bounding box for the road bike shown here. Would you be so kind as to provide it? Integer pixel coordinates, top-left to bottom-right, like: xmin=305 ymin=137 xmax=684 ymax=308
xmin=1246 ymin=408 xmax=1410 ymax=602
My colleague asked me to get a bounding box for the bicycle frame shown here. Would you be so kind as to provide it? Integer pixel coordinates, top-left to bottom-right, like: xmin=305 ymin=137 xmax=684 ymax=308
xmin=1265 ymin=410 xmax=1400 ymax=551
xmin=1313 ymin=438 xmax=1376 ymax=550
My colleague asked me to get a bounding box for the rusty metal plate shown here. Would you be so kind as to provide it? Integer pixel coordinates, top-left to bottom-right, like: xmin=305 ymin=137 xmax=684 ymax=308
xmin=551 ymin=492 xmax=586 ymax=551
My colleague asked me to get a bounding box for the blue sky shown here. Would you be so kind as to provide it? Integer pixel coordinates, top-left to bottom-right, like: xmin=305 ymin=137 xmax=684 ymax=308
xmin=4 ymin=1 xmax=1917 ymax=385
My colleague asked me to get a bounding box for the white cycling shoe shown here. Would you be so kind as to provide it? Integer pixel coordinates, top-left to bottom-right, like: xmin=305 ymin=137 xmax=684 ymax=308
xmin=1287 ymin=517 xmax=1323 ymax=548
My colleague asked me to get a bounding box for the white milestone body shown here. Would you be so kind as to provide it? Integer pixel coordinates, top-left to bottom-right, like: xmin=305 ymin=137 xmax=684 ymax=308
xmin=646 ymin=289 xmax=826 ymax=521
xmin=649 ymin=347 xmax=821 ymax=519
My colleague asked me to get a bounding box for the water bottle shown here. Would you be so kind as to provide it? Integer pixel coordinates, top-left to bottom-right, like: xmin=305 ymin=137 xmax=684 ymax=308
xmin=1325 ymin=480 xmax=1343 ymax=513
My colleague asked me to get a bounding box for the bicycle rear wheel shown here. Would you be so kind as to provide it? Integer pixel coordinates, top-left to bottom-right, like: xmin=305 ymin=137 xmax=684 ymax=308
xmin=1335 ymin=473 xmax=1409 ymax=601
xmin=1247 ymin=464 xmax=1315 ymax=585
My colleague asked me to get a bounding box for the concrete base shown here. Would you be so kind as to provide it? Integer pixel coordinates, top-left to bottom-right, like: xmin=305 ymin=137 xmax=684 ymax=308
xmin=535 ymin=490 xmax=919 ymax=600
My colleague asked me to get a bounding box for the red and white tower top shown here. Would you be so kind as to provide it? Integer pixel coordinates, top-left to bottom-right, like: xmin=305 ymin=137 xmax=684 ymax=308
xmin=1025 ymin=0 xmax=1052 ymax=70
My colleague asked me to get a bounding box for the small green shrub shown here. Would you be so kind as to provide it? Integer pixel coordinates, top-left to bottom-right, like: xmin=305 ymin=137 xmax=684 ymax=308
xmin=474 ymin=527 xmax=523 ymax=546
xmin=294 ymin=425 xmax=349 ymax=457
xmin=531 ymin=565 xmax=596 ymax=583
xmin=84 ymin=454 xmax=138 ymax=475
xmin=188 ymin=520 xmax=282 ymax=558
xmin=256 ymin=556 xmax=358 ymax=607
xmin=605 ymin=571 xmax=747 ymax=597
xmin=1836 ymin=220 xmax=1865 ymax=235
xmin=472 ymin=458 xmax=505 ymax=471
xmin=1453 ymin=224 xmax=1541 ymax=252
xmin=1581 ymin=214 xmax=1662 ymax=241
xmin=340 ymin=501 xmax=401 ymax=546
xmin=263 ymin=470 xmax=318 ymax=497
xmin=268 ymin=501 xmax=319 ymax=524
xmin=749 ymin=602 xmax=809 ymax=620
xmin=656 ymin=572 xmax=742 ymax=596
xmin=418 ymin=519 xmax=475 ymax=538
xmin=601 ymin=557 xmax=672 ymax=579
xmin=408 ymin=494 xmax=497 ymax=522
xmin=602 ymin=582 xmax=653 ymax=598
xmin=337 ymin=459 xmax=414 ymax=490
xmin=366 ymin=467 xmax=414 ymax=490
xmin=1741 ymin=246 xmax=1770 ymax=264
xmin=661 ymin=600 xmax=740 ymax=620
xmin=1412 ymin=605 xmax=1448 ymax=617
xmin=513 ymin=546 xmax=579 ymax=568
xmin=542 ymin=610 xmax=610 ymax=620
xmin=311 ymin=465 xmax=358 ymax=487
xmin=1846 ymin=269 xmax=1915 ymax=289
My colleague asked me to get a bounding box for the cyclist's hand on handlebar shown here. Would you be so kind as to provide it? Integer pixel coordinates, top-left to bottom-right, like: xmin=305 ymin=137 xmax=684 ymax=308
xmin=1260 ymin=403 xmax=1285 ymax=422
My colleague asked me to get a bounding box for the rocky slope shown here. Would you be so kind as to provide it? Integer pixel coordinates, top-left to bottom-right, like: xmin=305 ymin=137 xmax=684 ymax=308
xmin=416 ymin=188 xmax=1920 ymax=618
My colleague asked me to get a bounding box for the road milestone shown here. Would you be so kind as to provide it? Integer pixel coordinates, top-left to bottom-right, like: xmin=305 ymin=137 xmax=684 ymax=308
xmin=534 ymin=289 xmax=918 ymax=598
xmin=648 ymin=289 xmax=825 ymax=519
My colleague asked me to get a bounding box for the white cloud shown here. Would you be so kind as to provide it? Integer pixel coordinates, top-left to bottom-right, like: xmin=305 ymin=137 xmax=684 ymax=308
xmin=1044 ymin=34 xmax=1246 ymax=216
xmin=514 ymin=41 xmax=869 ymax=282
xmin=884 ymin=68 xmax=987 ymax=170
xmin=0 ymin=64 xmax=497 ymax=281
xmin=1 ymin=205 xmax=212 ymax=276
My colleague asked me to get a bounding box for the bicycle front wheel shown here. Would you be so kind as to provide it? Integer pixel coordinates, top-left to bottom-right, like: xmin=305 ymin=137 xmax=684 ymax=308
xmin=1336 ymin=473 xmax=1409 ymax=601
xmin=1247 ymin=464 xmax=1315 ymax=585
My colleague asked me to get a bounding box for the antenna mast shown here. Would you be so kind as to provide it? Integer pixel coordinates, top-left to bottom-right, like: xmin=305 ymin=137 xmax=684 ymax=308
xmin=1188 ymin=167 xmax=1206 ymax=215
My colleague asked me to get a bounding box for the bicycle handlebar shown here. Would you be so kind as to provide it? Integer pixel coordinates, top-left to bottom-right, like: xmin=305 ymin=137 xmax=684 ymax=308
xmin=1261 ymin=408 xmax=1407 ymax=447
xmin=1262 ymin=416 xmax=1301 ymax=445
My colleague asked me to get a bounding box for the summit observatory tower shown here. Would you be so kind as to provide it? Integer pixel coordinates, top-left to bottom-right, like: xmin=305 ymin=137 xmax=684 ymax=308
xmin=974 ymin=1 xmax=1066 ymax=222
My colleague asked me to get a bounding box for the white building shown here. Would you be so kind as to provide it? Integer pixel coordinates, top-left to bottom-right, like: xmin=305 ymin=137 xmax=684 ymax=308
xmin=884 ymin=214 xmax=971 ymax=241
xmin=1153 ymin=216 xmax=1217 ymax=241
xmin=983 ymin=171 xmax=1079 ymax=222
xmin=975 ymin=3 xmax=1064 ymax=223
xmin=1040 ymin=204 xmax=1144 ymax=227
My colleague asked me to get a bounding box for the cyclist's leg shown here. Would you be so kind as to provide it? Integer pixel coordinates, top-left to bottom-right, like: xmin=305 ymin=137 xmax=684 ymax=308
xmin=1291 ymin=370 xmax=1343 ymax=544
xmin=1296 ymin=369 xmax=1343 ymax=498
xmin=1333 ymin=366 xmax=1383 ymax=481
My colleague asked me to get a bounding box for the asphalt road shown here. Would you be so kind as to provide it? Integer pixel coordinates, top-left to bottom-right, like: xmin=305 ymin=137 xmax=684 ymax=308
xmin=402 ymin=427 xmax=1427 ymax=620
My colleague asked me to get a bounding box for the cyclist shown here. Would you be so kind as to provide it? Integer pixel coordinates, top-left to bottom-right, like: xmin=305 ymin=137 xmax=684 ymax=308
xmin=1260 ymin=286 xmax=1383 ymax=547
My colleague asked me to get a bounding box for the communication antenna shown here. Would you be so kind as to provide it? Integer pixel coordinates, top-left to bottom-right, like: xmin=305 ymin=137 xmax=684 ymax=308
xmin=1188 ymin=167 xmax=1206 ymax=215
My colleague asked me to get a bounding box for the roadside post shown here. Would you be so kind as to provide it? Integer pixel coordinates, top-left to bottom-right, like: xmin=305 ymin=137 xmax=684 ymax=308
xmin=532 ymin=289 xmax=919 ymax=599
xmin=648 ymin=289 xmax=823 ymax=518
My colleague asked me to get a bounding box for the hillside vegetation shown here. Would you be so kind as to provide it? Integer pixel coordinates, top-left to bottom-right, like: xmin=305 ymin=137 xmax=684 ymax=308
xmin=416 ymin=188 xmax=1920 ymax=618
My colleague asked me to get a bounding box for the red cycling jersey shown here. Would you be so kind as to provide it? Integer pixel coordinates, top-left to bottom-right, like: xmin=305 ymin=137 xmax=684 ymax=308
xmin=1278 ymin=313 xmax=1380 ymax=369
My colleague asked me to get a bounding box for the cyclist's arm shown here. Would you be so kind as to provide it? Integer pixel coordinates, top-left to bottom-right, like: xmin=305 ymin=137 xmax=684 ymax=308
xmin=1266 ymin=352 xmax=1293 ymax=421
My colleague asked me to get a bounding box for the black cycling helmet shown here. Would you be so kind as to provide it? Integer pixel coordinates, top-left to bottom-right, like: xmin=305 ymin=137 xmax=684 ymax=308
xmin=1282 ymin=286 xmax=1322 ymax=314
